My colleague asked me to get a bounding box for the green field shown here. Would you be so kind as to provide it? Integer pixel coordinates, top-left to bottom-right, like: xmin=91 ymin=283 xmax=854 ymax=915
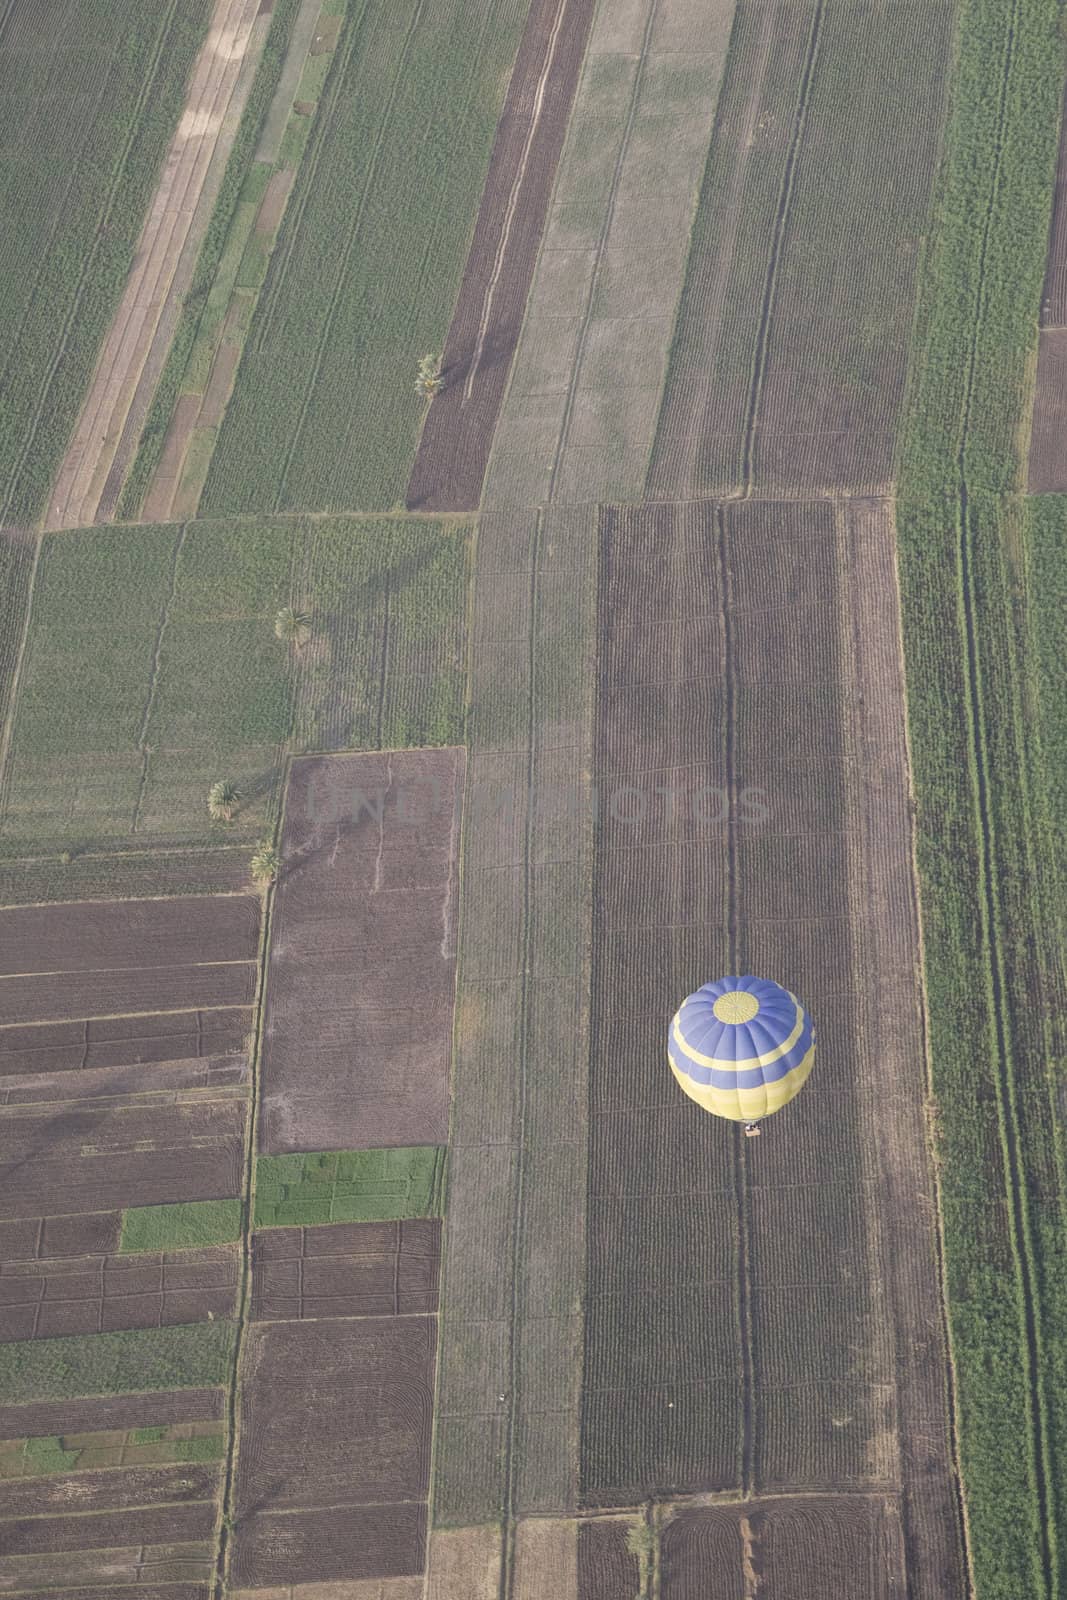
xmin=199 ymin=0 xmax=529 ymax=516
xmin=0 ymin=1422 xmax=225 ymax=1479
xmin=0 ymin=0 xmax=212 ymax=526
xmin=896 ymin=0 xmax=1067 ymax=1587
xmin=0 ymin=1322 xmax=235 ymax=1404
xmin=120 ymin=1199 xmax=244 ymax=1253
xmin=117 ymin=0 xmax=305 ymax=522
xmin=254 ymin=1146 xmax=446 ymax=1227
xmin=0 ymin=515 xmax=469 ymax=889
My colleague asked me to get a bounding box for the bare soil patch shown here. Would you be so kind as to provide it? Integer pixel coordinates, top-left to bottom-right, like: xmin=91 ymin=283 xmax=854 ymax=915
xmin=0 ymin=895 xmax=258 ymax=976
xmin=0 ymin=1541 xmax=213 ymax=1590
xmin=259 ymin=750 xmax=463 ymax=1154
xmin=1027 ymin=327 xmax=1067 ymax=491
xmin=1 ymin=962 xmax=256 ymax=1028
xmin=143 ymin=393 xmax=203 ymax=523
xmin=256 ymin=168 xmax=297 ymax=236
xmin=0 ymin=1211 xmax=122 ymax=1264
xmin=0 ymin=1386 xmax=223 ymax=1441
xmin=0 ymin=1099 xmax=245 ymax=1218
xmin=0 ymin=1052 xmax=248 ymax=1107
xmin=45 ymin=0 xmax=265 ymax=532
xmin=251 ymin=1219 xmax=440 ymax=1320
xmin=405 ymin=0 xmax=595 ymax=511
xmin=231 ymin=1503 xmax=426 ymax=1587
xmin=0 ymin=1013 xmax=251 ymax=1078
xmin=0 ymin=1499 xmax=216 ymax=1555
xmin=235 ymin=1318 xmax=435 ymax=1514
xmin=660 ymin=1496 xmax=903 ymax=1599
xmin=0 ymin=1460 xmax=220 ymax=1518
xmin=579 ymin=499 xmax=965 ymax=1594
xmin=576 ymin=1519 xmax=638 ymax=1599
xmin=0 ymin=1245 xmax=238 ymax=1342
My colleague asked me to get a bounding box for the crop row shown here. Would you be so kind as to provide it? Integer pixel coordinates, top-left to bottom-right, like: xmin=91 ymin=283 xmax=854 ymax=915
xmin=895 ymin=0 xmax=1067 ymax=1590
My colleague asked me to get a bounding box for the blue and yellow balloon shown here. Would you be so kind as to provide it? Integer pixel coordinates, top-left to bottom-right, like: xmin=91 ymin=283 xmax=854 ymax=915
xmin=668 ymin=975 xmax=814 ymax=1127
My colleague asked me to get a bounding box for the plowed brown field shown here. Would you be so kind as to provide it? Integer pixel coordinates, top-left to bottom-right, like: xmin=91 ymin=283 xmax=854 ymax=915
xmin=250 ymin=1219 xmax=440 ymax=1320
xmin=231 ymin=1318 xmax=435 ymax=1585
xmin=660 ymin=1497 xmax=905 ymax=1599
xmin=0 ymin=1243 xmax=238 ymax=1342
xmin=578 ymin=499 xmax=965 ymax=1594
xmin=259 ymin=750 xmax=463 ymax=1154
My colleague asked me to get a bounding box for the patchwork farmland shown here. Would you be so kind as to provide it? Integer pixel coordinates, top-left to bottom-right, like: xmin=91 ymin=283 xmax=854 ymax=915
xmin=0 ymin=0 xmax=1064 ymax=1596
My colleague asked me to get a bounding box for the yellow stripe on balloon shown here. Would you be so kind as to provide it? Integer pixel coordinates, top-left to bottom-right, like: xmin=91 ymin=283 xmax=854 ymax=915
xmin=668 ymin=1043 xmax=815 ymax=1120
xmin=670 ymin=1002 xmax=806 ymax=1073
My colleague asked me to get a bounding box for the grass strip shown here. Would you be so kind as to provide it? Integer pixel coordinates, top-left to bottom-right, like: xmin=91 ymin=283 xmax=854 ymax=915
xmin=895 ymin=0 xmax=1067 ymax=1590
xmin=254 ymin=1146 xmax=447 ymax=1227
xmin=116 ymin=0 xmax=304 ymax=521
xmin=120 ymin=1199 xmax=243 ymax=1253
xmin=0 ymin=1323 xmax=235 ymax=1405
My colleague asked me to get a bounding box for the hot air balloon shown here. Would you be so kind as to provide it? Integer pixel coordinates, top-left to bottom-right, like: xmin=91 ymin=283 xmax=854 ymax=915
xmin=668 ymin=975 xmax=814 ymax=1135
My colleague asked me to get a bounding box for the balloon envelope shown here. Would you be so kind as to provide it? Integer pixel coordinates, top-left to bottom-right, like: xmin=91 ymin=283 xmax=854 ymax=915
xmin=668 ymin=975 xmax=814 ymax=1122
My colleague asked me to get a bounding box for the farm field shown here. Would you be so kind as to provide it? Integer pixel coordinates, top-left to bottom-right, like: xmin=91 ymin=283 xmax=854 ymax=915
xmin=892 ymin=0 xmax=1067 ymax=1586
xmin=259 ymin=749 xmax=464 ymax=1154
xmin=0 ymin=515 xmax=468 ymax=901
xmin=228 ymin=1317 xmax=435 ymax=1586
xmin=479 ymin=0 xmax=731 ymax=510
xmin=0 ymin=0 xmax=1064 ymax=1589
xmin=0 ymin=0 xmax=214 ymax=529
xmin=199 ymin=0 xmax=532 ymax=517
xmin=406 ymin=0 xmax=596 ymax=512
xmin=129 ymin=0 xmax=343 ymax=526
xmin=647 ymin=0 xmax=957 ymax=500
xmin=44 ymin=0 xmax=268 ymax=534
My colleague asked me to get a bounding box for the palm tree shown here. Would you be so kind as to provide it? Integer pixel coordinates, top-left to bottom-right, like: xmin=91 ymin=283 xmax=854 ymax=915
xmin=415 ymin=353 xmax=443 ymax=401
xmin=250 ymin=841 xmax=280 ymax=887
xmin=208 ymin=780 xmax=240 ymax=822
xmin=274 ymin=606 xmax=311 ymax=649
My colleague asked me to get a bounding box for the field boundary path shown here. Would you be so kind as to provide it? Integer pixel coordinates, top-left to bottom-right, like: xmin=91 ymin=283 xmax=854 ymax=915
xmin=44 ymin=0 xmax=267 ymax=533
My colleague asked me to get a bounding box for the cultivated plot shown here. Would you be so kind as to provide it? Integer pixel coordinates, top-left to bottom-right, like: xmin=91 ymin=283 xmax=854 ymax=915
xmin=431 ymin=504 xmax=597 ymax=1535
xmin=201 ymin=0 xmax=532 ymax=515
xmin=580 ymin=500 xmax=965 ymax=1596
xmin=230 ymin=1316 xmax=435 ymax=1586
xmin=648 ymin=0 xmax=956 ymax=499
xmin=250 ymin=1217 xmax=440 ymax=1320
xmin=660 ymin=1497 xmax=905 ymax=1599
xmin=406 ymin=0 xmax=596 ymax=512
xmin=259 ymin=749 xmax=464 ymax=1154
xmin=0 ymin=0 xmax=214 ymax=528
xmin=0 ymin=516 xmax=468 ymax=900
xmin=45 ymin=0 xmax=267 ymax=532
xmin=481 ymin=0 xmax=730 ymax=510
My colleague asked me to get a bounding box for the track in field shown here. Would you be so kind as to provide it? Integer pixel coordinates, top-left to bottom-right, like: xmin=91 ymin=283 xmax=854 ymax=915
xmin=405 ymin=0 xmax=595 ymax=512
